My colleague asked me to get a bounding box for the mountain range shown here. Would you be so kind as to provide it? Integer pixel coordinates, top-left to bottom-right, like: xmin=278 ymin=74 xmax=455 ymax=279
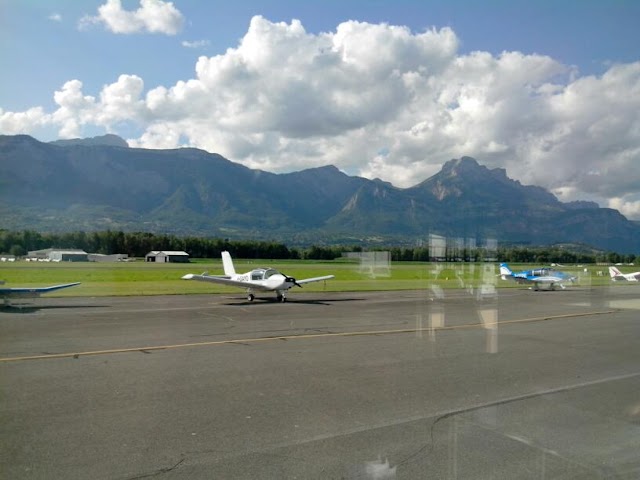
xmin=1 ymin=134 xmax=639 ymax=252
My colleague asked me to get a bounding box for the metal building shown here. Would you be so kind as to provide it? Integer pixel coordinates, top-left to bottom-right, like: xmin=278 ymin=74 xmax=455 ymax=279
xmin=145 ymin=251 xmax=190 ymax=263
xmin=27 ymin=248 xmax=88 ymax=262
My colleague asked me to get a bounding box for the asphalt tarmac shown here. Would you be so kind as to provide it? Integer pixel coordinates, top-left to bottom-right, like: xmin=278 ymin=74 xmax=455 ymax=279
xmin=1 ymin=285 xmax=639 ymax=479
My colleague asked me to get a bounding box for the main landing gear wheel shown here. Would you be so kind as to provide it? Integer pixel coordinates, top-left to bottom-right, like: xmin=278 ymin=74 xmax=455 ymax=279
xmin=247 ymin=293 xmax=255 ymax=302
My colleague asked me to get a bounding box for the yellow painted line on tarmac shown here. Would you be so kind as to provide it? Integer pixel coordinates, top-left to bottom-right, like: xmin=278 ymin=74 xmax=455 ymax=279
xmin=0 ymin=309 xmax=616 ymax=363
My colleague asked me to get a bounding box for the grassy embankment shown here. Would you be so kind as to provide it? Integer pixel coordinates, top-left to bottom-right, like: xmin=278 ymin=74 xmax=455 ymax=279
xmin=0 ymin=259 xmax=615 ymax=297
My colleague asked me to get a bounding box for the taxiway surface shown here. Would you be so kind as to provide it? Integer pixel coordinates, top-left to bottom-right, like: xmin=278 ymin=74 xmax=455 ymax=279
xmin=1 ymin=286 xmax=639 ymax=479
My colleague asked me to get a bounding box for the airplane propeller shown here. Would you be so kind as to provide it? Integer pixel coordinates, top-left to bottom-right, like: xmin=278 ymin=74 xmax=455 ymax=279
xmin=282 ymin=274 xmax=303 ymax=288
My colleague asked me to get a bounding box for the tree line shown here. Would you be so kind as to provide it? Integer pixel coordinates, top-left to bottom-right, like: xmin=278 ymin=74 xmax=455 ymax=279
xmin=0 ymin=230 xmax=636 ymax=264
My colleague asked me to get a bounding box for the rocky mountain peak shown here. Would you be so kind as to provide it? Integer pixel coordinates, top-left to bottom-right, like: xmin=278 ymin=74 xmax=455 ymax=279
xmin=441 ymin=156 xmax=483 ymax=176
xmin=1 ymin=135 xmax=639 ymax=252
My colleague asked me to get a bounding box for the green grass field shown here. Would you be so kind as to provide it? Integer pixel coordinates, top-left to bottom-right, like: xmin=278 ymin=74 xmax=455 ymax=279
xmin=0 ymin=259 xmax=619 ymax=297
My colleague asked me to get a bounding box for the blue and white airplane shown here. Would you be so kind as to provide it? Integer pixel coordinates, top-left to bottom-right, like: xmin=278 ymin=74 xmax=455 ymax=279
xmin=499 ymin=263 xmax=577 ymax=290
xmin=1 ymin=280 xmax=81 ymax=306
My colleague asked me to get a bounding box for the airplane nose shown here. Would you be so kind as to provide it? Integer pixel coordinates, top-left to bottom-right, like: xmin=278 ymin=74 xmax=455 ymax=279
xmin=282 ymin=274 xmax=302 ymax=288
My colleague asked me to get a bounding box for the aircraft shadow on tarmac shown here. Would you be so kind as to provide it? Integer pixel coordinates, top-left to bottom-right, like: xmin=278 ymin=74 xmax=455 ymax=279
xmin=223 ymin=297 xmax=366 ymax=306
xmin=0 ymin=304 xmax=108 ymax=314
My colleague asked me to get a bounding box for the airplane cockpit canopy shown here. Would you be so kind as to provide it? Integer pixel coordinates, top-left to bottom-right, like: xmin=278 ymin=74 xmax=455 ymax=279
xmin=250 ymin=268 xmax=280 ymax=281
xmin=532 ymin=268 xmax=553 ymax=276
xmin=531 ymin=267 xmax=569 ymax=278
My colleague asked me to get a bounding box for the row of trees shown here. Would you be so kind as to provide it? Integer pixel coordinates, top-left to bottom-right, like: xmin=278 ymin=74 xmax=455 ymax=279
xmin=0 ymin=230 xmax=636 ymax=264
xmin=0 ymin=230 xmax=300 ymax=259
xmin=498 ymin=246 xmax=636 ymax=265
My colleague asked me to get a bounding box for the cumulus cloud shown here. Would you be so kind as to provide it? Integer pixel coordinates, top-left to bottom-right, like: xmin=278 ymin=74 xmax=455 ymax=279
xmin=49 ymin=13 xmax=62 ymax=22
xmin=51 ymin=80 xmax=98 ymax=138
xmin=609 ymin=197 xmax=640 ymax=220
xmin=0 ymin=107 xmax=50 ymax=134
xmin=79 ymin=0 xmax=184 ymax=35
xmin=2 ymin=16 xmax=640 ymax=218
xmin=1 ymin=75 xmax=146 ymax=139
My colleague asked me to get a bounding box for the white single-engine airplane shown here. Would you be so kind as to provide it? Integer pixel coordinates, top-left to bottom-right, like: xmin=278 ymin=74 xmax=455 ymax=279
xmin=0 ymin=280 xmax=81 ymax=306
xmin=499 ymin=263 xmax=577 ymax=291
xmin=182 ymin=251 xmax=334 ymax=302
xmin=609 ymin=266 xmax=640 ymax=282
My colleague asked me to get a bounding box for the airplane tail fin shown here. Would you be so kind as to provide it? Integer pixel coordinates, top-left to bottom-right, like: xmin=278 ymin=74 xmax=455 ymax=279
xmin=499 ymin=263 xmax=513 ymax=277
xmin=221 ymin=251 xmax=236 ymax=276
xmin=609 ymin=266 xmax=622 ymax=278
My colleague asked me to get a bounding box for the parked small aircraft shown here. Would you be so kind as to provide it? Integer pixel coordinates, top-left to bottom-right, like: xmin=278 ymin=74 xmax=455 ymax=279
xmin=609 ymin=266 xmax=640 ymax=282
xmin=182 ymin=251 xmax=334 ymax=302
xmin=0 ymin=280 xmax=81 ymax=306
xmin=499 ymin=263 xmax=577 ymax=290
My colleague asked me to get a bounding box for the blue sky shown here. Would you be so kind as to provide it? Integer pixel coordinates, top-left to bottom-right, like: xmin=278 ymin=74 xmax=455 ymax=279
xmin=2 ymin=0 xmax=640 ymax=218
xmin=3 ymin=1 xmax=638 ymax=110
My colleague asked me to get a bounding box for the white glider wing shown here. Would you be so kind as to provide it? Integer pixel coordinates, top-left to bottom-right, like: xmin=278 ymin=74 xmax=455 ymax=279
xmin=0 ymin=282 xmax=81 ymax=296
xmin=1 ymin=282 xmax=81 ymax=305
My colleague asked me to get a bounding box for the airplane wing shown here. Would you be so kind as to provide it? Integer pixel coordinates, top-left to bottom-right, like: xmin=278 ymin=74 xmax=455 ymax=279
xmin=529 ymin=276 xmax=553 ymax=283
xmin=512 ymin=276 xmax=533 ymax=284
xmin=0 ymin=282 xmax=81 ymax=297
xmin=500 ymin=274 xmax=532 ymax=285
xmin=181 ymin=274 xmax=273 ymax=291
xmin=503 ymin=275 xmax=559 ymax=285
xmin=296 ymin=275 xmax=335 ymax=285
